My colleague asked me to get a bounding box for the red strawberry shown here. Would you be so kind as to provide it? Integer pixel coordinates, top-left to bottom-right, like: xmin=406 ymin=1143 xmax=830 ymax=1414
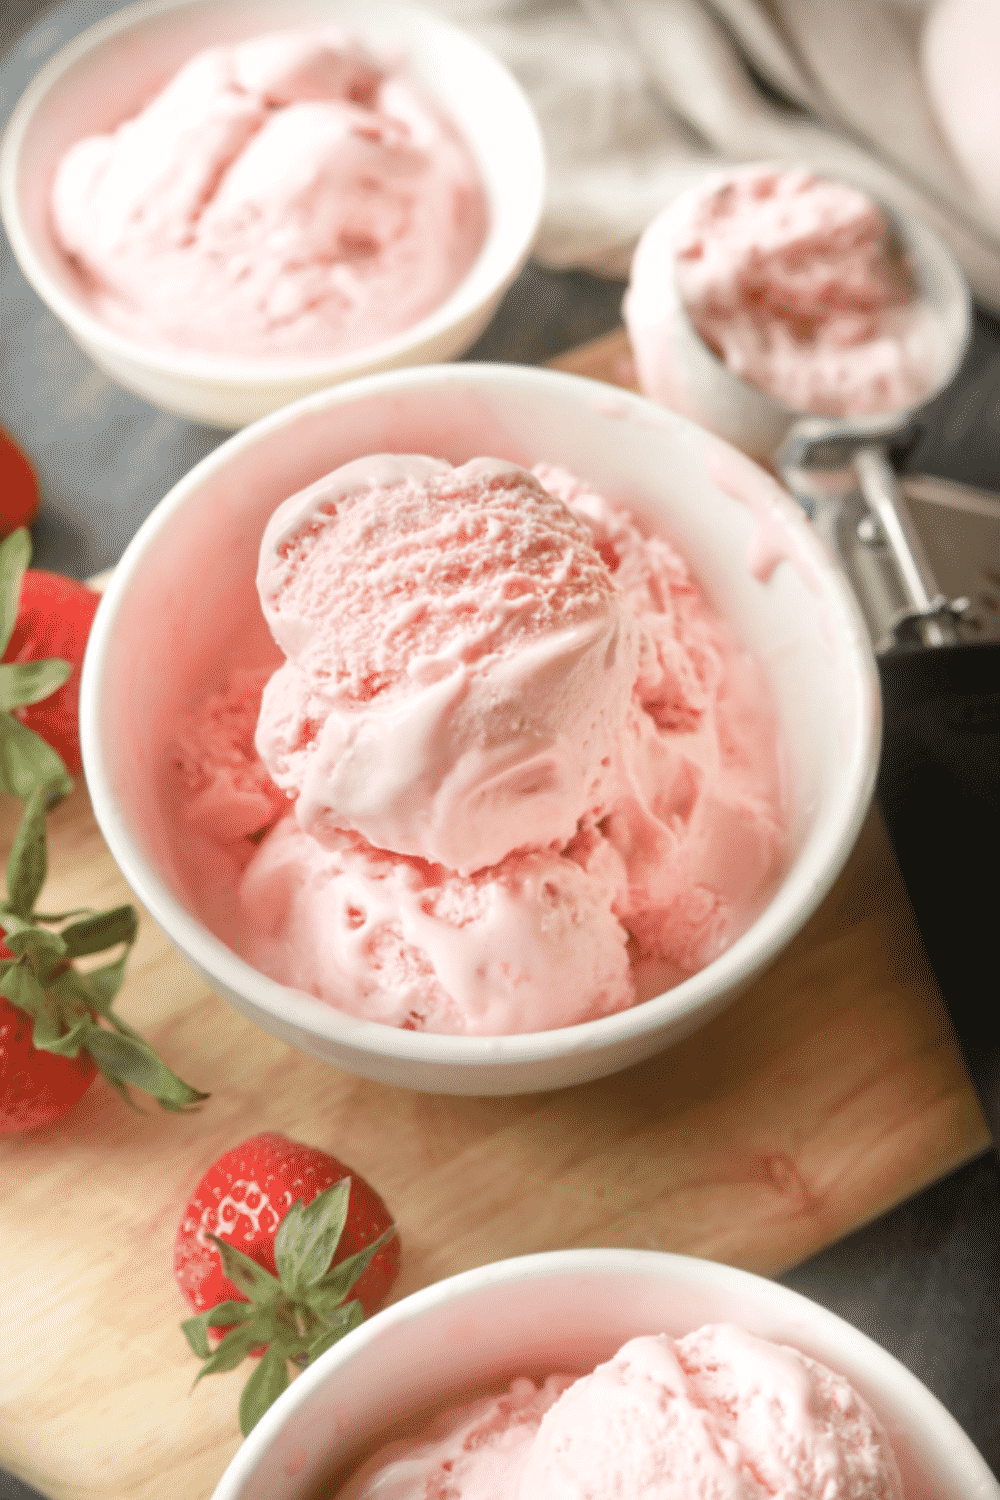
xmin=175 ymin=1133 xmax=399 ymax=1436
xmin=0 ymin=532 xmax=206 ymax=1130
xmin=1 ymin=789 xmax=208 ymax=1133
xmin=2 ymin=569 xmax=100 ymax=773
xmin=0 ymin=428 xmax=39 ymax=538
xmin=0 ymin=989 xmax=98 ymax=1133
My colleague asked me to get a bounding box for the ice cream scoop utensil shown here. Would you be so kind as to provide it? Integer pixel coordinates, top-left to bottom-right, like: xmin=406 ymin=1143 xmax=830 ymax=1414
xmin=778 ymin=416 xmax=965 ymax=649
xmin=773 ymin=218 xmax=1000 ymax=1152
xmin=775 ymin=195 xmax=970 ymax=647
xmin=781 ymin=414 xmax=1000 ymax=1150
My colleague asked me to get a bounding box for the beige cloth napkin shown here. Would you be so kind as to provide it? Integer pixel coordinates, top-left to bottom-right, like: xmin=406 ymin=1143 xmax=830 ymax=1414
xmin=427 ymin=0 xmax=1000 ymax=310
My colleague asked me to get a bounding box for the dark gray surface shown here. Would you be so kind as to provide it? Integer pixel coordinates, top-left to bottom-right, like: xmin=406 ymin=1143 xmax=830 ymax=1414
xmin=1 ymin=1 xmax=999 ymax=1490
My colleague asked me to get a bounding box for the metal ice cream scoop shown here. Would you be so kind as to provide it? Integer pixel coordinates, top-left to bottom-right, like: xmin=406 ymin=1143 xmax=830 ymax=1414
xmin=774 ymin=203 xmax=971 ymax=650
xmin=634 ymin=175 xmax=999 ymax=1144
xmin=764 ymin=210 xmax=1000 ymax=1153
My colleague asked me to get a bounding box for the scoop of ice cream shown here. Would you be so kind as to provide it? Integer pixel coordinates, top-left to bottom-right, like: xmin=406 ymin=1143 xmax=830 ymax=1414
xmin=333 ymin=1328 xmax=903 ymax=1500
xmin=256 ymin=456 xmax=639 ymax=875
xmin=626 ymin=165 xmax=937 ymax=419
xmin=518 ymin=1328 xmax=903 ymax=1499
xmin=336 ymin=1375 xmax=576 ymax=1500
xmin=534 ymin=464 xmax=786 ymax=977
xmin=49 ymin=31 xmax=488 ymax=359
xmin=238 ymin=817 xmax=633 ymax=1034
xmin=172 ymin=666 xmax=288 ymax=844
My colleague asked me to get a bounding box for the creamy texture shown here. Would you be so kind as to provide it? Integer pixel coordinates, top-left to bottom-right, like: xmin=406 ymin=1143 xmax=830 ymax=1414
xmin=334 ymin=1327 xmax=904 ymax=1499
xmin=256 ymin=456 xmax=638 ymax=874
xmin=169 ymin=456 xmax=786 ymax=1036
xmin=50 ymin=31 xmax=488 ymax=359
xmin=628 ymin=165 xmax=937 ymax=419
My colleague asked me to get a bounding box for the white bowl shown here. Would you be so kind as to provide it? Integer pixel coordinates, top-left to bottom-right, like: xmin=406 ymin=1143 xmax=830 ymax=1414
xmin=0 ymin=0 xmax=545 ymax=429
xmin=79 ymin=362 xmax=879 ymax=1096
xmin=208 ymin=1247 xmax=1000 ymax=1500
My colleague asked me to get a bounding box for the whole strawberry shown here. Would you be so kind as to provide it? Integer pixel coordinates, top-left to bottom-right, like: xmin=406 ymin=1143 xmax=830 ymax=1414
xmin=175 ymin=1133 xmax=400 ymax=1436
xmin=0 ymin=529 xmax=208 ymax=1132
xmin=2 ymin=561 xmax=100 ymax=775
xmin=0 ymin=427 xmax=40 ymax=539
xmin=0 ymin=526 xmax=99 ymax=789
xmin=0 ymin=987 xmax=97 ymax=1131
xmin=0 ymin=786 xmax=209 ymax=1134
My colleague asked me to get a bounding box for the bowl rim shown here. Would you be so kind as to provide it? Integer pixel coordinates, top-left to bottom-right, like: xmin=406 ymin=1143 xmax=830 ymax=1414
xmin=80 ymin=361 xmax=881 ymax=1071
xmin=210 ymin=1246 xmax=1000 ymax=1499
xmin=0 ymin=0 xmax=546 ymax=382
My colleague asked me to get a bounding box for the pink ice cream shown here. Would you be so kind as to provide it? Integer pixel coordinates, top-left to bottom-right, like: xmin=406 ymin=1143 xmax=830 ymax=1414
xmin=255 ymin=456 xmax=638 ymax=874
xmin=49 ymin=31 xmax=488 ymax=359
xmin=169 ymin=455 xmax=786 ymax=1036
xmin=626 ymin=165 xmax=937 ymax=419
xmin=333 ymin=1328 xmax=904 ymax=1499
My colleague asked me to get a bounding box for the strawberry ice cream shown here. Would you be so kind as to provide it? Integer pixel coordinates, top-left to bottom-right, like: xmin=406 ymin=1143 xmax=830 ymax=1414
xmin=49 ymin=31 xmax=488 ymax=360
xmin=333 ymin=1327 xmax=904 ymax=1499
xmin=169 ymin=455 xmax=786 ymax=1036
xmin=626 ymin=165 xmax=938 ymax=419
xmin=255 ymin=456 xmax=639 ymax=875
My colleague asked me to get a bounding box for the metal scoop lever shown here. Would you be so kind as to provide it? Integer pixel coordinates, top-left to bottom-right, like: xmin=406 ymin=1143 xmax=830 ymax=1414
xmin=779 ymin=417 xmax=964 ymax=648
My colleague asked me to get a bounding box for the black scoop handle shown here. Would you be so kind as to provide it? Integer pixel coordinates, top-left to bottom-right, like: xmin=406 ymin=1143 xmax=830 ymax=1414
xmin=876 ymin=640 xmax=1000 ymax=1147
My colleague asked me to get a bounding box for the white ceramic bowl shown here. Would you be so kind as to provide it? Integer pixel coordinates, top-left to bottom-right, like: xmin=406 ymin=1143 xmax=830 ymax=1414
xmin=208 ymin=1247 xmax=1000 ymax=1500
xmin=623 ymin=166 xmax=970 ymax=463
xmin=0 ymin=0 xmax=545 ymax=429
xmin=80 ymin=362 xmax=879 ymax=1096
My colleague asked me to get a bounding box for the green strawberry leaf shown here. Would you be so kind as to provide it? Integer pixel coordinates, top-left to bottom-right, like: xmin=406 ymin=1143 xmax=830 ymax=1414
xmin=191 ymin=1320 xmax=270 ymax=1386
xmin=27 ymin=987 xmax=67 ymax=1049
xmin=75 ymin=950 xmax=135 ymax=1016
xmin=32 ymin=907 xmax=98 ymax=923
xmin=0 ymin=685 xmax=210 ymax=1124
xmin=0 ymin=529 xmax=31 ymax=658
xmin=304 ymin=1301 xmax=364 ymax=1364
xmin=5 ymin=784 xmax=49 ymax=918
xmin=303 ymin=1280 xmax=363 ymax=1327
xmin=49 ymin=964 xmax=103 ymax=1016
xmin=238 ymin=1346 xmax=290 ymax=1438
xmin=0 ymin=714 xmax=72 ymax=801
xmin=274 ymin=1178 xmax=350 ymax=1296
xmin=304 ymin=1225 xmax=397 ymax=1314
xmin=2 ymin=920 xmax=67 ymax=965
xmin=84 ymin=1027 xmax=209 ymax=1112
xmin=50 ymin=950 xmax=137 ymax=1024
xmin=32 ymin=1011 xmax=92 ymax=1058
xmin=60 ymin=905 xmax=138 ymax=958
xmin=206 ymin=1233 xmax=282 ymax=1305
xmin=181 ymin=1302 xmax=255 ymax=1359
xmin=0 ymin=659 xmax=71 ymax=712
xmin=272 ymin=1197 xmax=306 ymax=1286
xmin=0 ymin=959 xmax=46 ymax=1015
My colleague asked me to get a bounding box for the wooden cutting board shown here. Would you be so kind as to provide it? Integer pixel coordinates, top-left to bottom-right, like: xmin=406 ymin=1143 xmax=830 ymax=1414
xmin=0 ymin=330 xmax=990 ymax=1500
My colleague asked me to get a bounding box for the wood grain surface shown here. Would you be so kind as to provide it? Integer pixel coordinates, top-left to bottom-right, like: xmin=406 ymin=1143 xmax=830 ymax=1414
xmin=0 ymin=330 xmax=990 ymax=1500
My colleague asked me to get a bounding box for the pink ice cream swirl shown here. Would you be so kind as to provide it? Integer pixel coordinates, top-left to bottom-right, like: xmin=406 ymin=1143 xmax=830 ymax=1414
xmin=626 ymin=165 xmax=939 ymax=421
xmin=170 ymin=454 xmax=787 ymax=1036
xmin=333 ymin=1327 xmax=904 ymax=1499
xmin=49 ymin=31 xmax=488 ymax=359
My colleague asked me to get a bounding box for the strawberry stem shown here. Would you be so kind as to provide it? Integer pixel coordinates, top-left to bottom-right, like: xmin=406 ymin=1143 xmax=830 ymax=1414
xmin=1 ymin=528 xmax=208 ymax=1120
xmin=184 ymin=1182 xmax=398 ymax=1437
